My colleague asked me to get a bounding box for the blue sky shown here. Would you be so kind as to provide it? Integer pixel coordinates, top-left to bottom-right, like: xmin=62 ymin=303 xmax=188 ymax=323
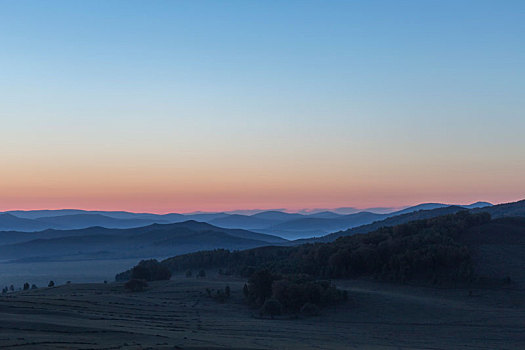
xmin=0 ymin=0 xmax=524 ymax=212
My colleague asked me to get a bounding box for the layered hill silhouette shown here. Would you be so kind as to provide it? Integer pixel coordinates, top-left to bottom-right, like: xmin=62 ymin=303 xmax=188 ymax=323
xmin=145 ymin=205 xmax=525 ymax=286
xmin=0 ymin=201 xmax=492 ymax=239
xmin=0 ymin=221 xmax=287 ymax=262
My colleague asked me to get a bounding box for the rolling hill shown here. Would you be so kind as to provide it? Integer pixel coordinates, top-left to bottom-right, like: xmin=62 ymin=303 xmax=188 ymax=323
xmin=0 ymin=201 xmax=494 ymax=239
xmin=154 ymin=210 xmax=525 ymax=286
xmin=0 ymin=221 xmax=287 ymax=262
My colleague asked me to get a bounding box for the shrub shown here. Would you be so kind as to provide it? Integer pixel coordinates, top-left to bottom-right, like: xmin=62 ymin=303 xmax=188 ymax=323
xmin=260 ymin=298 xmax=282 ymax=319
xmin=300 ymin=302 xmax=321 ymax=316
xmin=125 ymin=279 xmax=148 ymax=292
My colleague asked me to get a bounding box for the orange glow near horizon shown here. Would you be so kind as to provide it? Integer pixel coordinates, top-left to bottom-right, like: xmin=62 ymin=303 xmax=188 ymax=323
xmin=1 ymin=1 xmax=525 ymax=215
xmin=1 ymin=159 xmax=522 ymax=213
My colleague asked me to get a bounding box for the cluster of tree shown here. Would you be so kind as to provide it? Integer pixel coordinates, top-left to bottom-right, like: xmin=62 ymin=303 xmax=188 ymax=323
xmin=244 ymin=270 xmax=347 ymax=317
xmin=205 ymin=285 xmax=231 ymax=303
xmin=125 ymin=279 xmax=148 ymax=292
xmin=2 ymin=283 xmax=39 ymax=294
xmin=2 ymin=285 xmax=15 ymax=293
xmin=158 ymin=211 xmax=491 ymax=285
xmin=116 ymin=259 xmax=171 ymax=282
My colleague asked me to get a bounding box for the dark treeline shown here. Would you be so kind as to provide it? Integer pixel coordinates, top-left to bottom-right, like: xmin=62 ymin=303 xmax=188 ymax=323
xmin=150 ymin=211 xmax=491 ymax=284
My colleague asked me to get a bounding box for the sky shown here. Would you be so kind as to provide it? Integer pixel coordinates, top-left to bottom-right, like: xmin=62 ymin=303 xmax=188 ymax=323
xmin=0 ymin=0 xmax=524 ymax=213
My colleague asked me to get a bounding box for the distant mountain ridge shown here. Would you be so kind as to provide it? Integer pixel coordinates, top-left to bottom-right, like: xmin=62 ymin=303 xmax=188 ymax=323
xmin=0 ymin=201 xmax=493 ymax=238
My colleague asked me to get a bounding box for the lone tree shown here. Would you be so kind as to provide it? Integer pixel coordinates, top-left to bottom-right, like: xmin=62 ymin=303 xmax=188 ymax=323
xmin=260 ymin=298 xmax=282 ymax=319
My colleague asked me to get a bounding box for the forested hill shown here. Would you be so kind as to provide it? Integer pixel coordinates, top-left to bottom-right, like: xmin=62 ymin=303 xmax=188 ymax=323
xmin=299 ymin=205 xmax=466 ymax=243
xmin=301 ymin=199 xmax=525 ymax=244
xmin=119 ymin=211 xmax=525 ymax=285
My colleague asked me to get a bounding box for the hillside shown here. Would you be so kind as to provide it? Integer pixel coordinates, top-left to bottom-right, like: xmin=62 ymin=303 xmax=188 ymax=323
xmin=302 ymin=205 xmax=467 ymax=243
xmin=0 ymin=213 xmax=51 ymax=232
xmin=35 ymin=213 xmax=168 ymax=229
xmin=0 ymin=221 xmax=287 ymax=262
xmin=2 ymin=276 xmax=523 ymax=349
xmin=150 ymin=211 xmax=525 ymax=286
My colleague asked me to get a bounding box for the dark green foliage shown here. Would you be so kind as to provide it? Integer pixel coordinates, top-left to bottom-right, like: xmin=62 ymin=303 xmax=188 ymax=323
xmin=131 ymin=259 xmax=171 ymax=281
xmin=48 ymin=281 xmax=55 ymax=287
xmin=300 ymin=302 xmax=321 ymax=316
xmin=23 ymin=283 xmax=29 ymax=291
xmin=245 ymin=270 xmax=278 ymax=306
xmin=125 ymin=279 xmax=148 ymax=292
xmin=260 ymin=298 xmax=282 ymax=318
xmin=244 ymin=270 xmax=346 ymax=315
xmin=161 ymin=211 xmax=491 ymax=284
xmin=205 ymin=286 xmax=231 ymax=303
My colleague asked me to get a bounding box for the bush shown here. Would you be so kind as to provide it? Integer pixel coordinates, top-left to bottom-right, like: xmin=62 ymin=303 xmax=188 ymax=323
xmin=260 ymin=298 xmax=282 ymax=318
xmin=131 ymin=259 xmax=171 ymax=281
xmin=245 ymin=269 xmax=279 ymax=306
xmin=300 ymin=302 xmax=321 ymax=316
xmin=125 ymin=279 xmax=148 ymax=292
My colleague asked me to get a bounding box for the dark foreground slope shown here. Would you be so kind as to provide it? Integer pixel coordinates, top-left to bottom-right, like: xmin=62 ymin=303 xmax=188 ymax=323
xmin=0 ymin=276 xmax=523 ymax=349
xmin=154 ymin=211 xmax=525 ymax=286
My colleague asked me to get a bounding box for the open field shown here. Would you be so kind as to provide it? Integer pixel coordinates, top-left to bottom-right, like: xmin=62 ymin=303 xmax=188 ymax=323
xmin=0 ymin=274 xmax=524 ymax=349
xmin=0 ymin=259 xmax=141 ymax=288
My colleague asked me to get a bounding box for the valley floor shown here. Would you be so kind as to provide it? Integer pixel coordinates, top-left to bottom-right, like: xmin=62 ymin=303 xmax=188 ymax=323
xmin=0 ymin=275 xmax=524 ymax=349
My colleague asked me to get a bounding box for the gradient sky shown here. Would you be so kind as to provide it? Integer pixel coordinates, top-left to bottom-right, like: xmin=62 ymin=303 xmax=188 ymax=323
xmin=1 ymin=0 xmax=524 ymax=213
